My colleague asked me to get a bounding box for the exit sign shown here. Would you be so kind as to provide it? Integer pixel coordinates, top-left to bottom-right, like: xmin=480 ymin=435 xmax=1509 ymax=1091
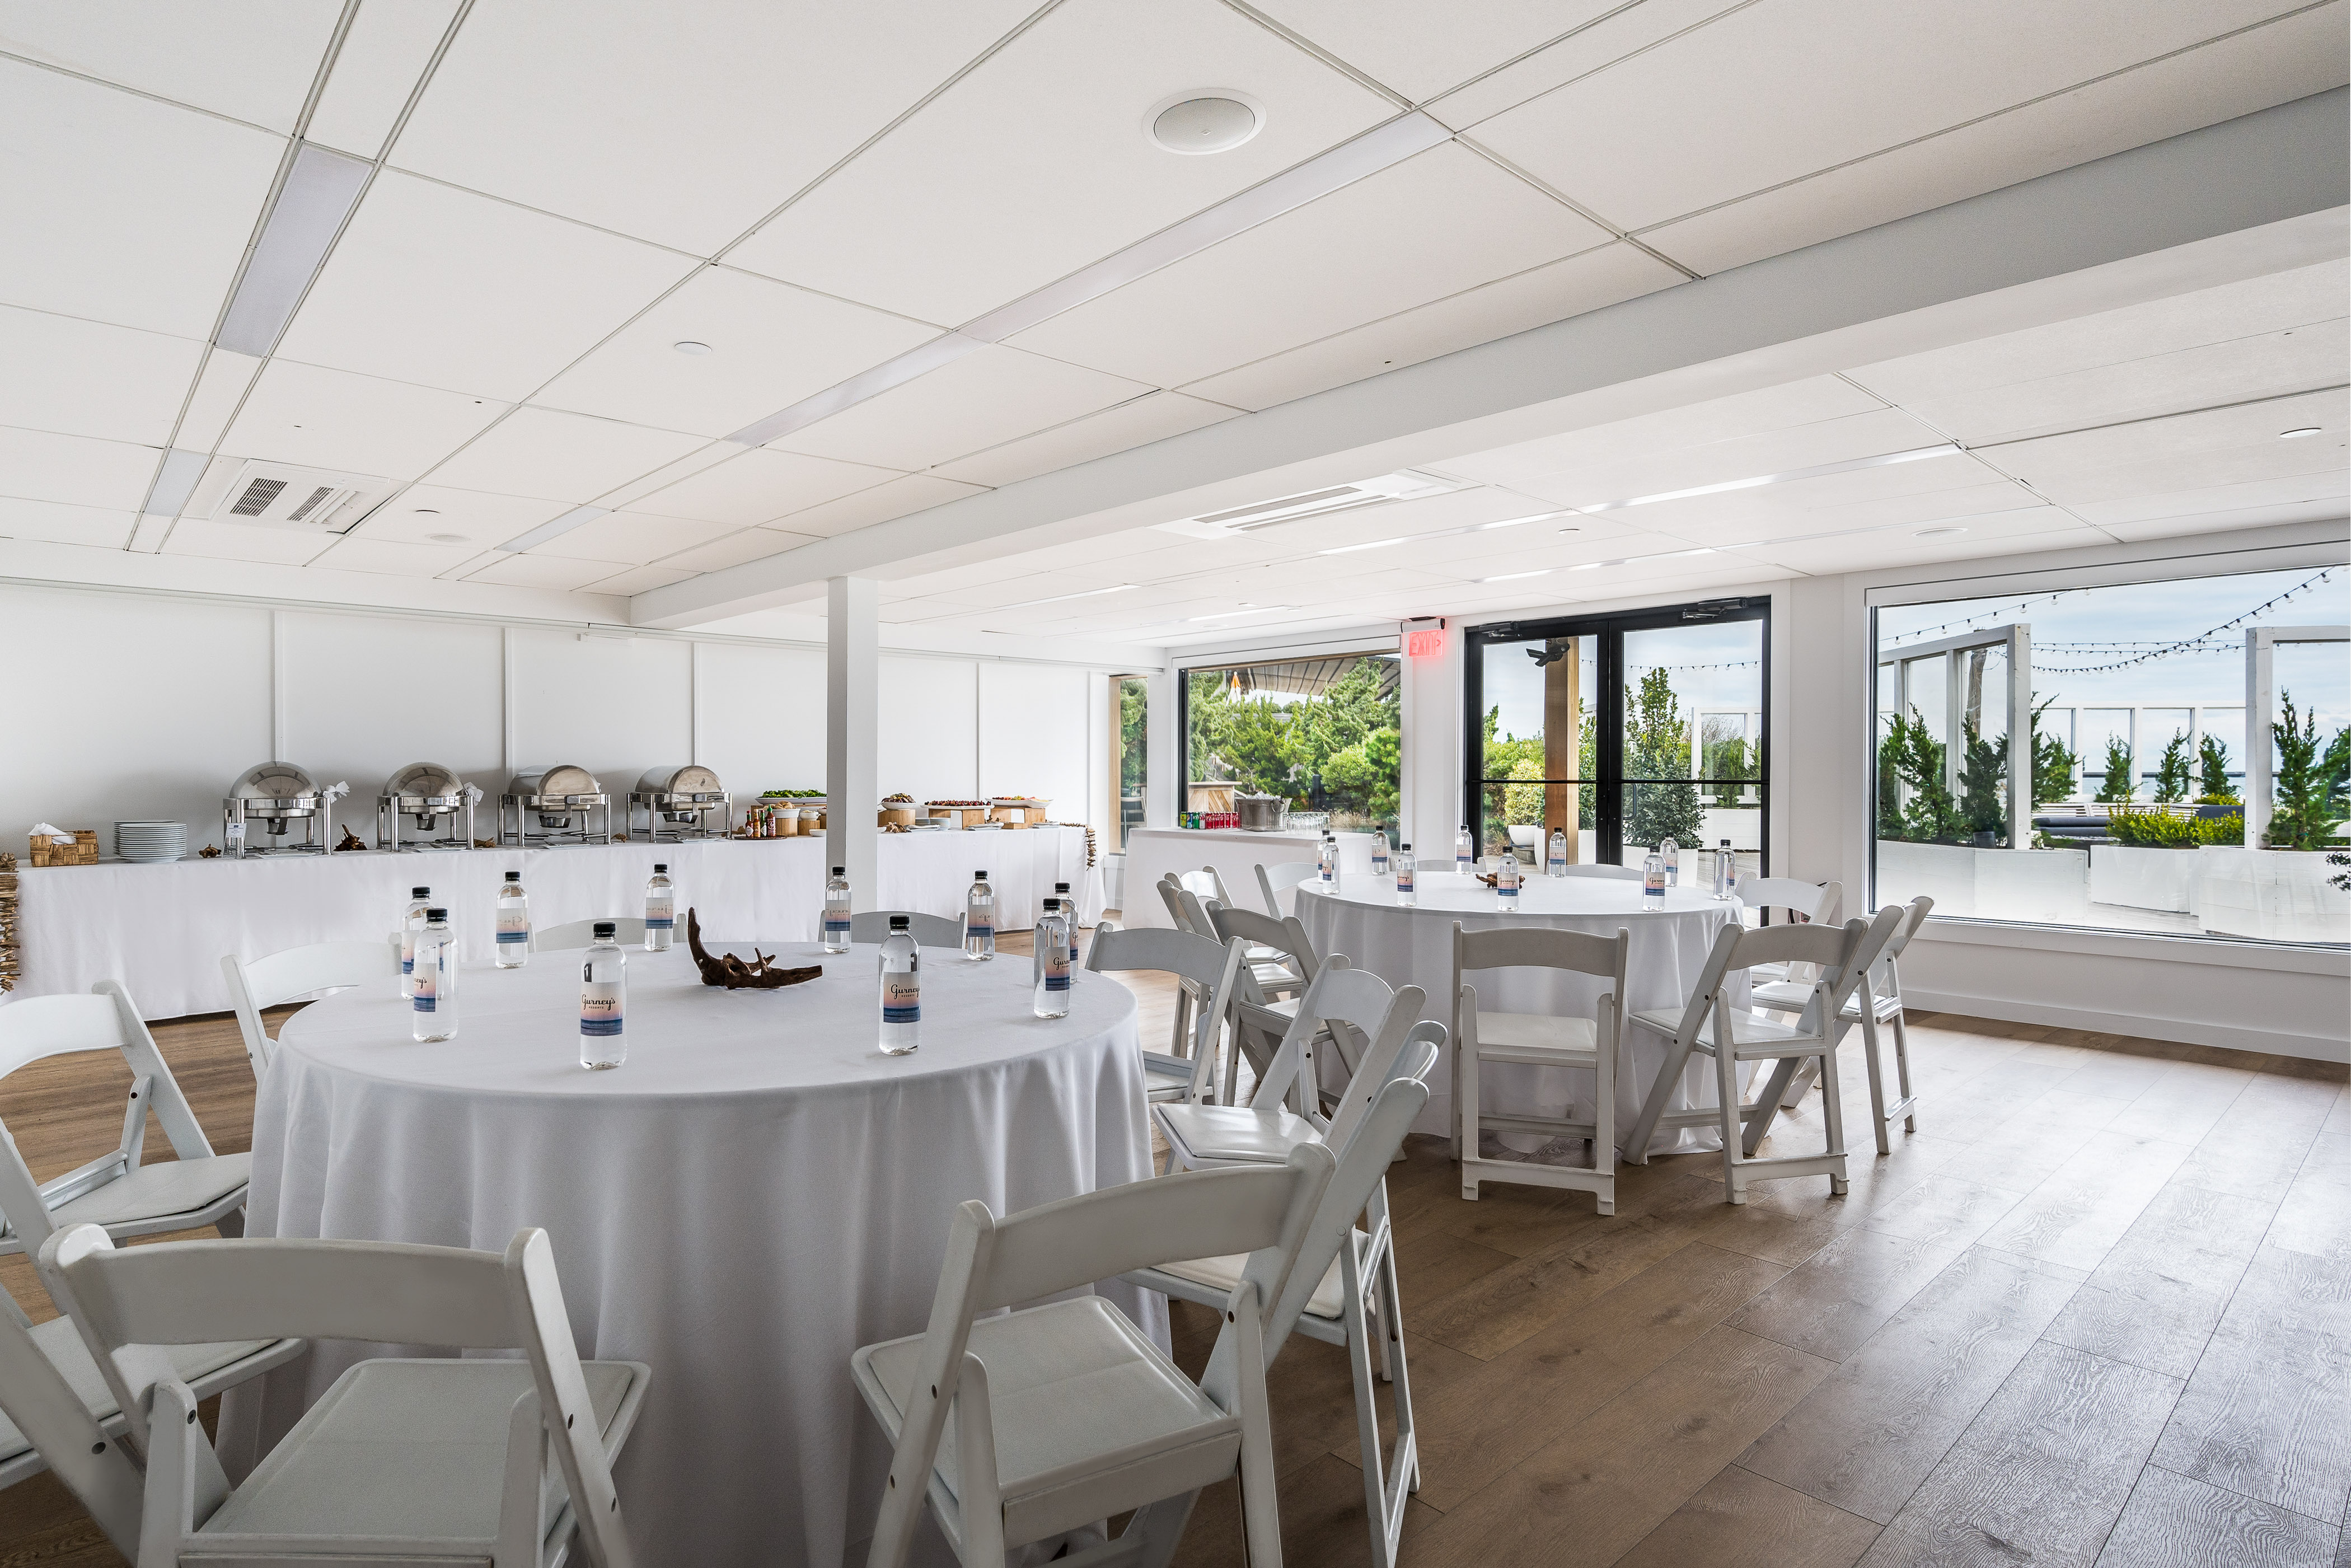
xmin=1406 ymin=626 xmax=1446 ymax=658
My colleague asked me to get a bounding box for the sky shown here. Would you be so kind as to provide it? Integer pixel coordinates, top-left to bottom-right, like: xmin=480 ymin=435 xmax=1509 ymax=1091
xmin=1483 ymin=619 xmax=1764 ymax=745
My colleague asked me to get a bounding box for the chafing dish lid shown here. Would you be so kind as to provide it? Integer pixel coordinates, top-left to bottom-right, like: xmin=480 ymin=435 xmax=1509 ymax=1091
xmin=508 ymin=765 xmax=601 ymax=799
xmin=383 ymin=762 xmax=466 ymax=801
xmin=228 ymin=761 xmax=318 ymax=802
xmin=635 ymin=764 xmax=723 ymax=796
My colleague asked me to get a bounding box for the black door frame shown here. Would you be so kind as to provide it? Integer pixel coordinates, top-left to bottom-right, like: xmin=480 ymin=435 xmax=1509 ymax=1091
xmin=1463 ymin=596 xmax=1771 ymax=869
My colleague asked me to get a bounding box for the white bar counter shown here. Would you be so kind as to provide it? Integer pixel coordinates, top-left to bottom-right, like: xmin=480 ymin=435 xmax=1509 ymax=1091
xmin=8 ymin=829 xmax=1103 ymax=1019
xmin=1120 ymin=826 xmax=1381 ymax=926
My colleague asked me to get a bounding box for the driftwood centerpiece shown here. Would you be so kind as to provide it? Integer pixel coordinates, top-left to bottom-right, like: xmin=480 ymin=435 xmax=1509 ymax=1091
xmin=685 ymin=908 xmax=821 ymax=990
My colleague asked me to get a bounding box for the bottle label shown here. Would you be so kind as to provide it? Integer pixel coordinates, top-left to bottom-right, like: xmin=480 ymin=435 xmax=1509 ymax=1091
xmin=1645 ymin=869 xmax=1666 ymax=897
xmin=882 ymin=973 xmax=921 ymax=1023
xmin=412 ymin=955 xmax=437 ymax=1012
xmin=824 ymin=914 xmax=851 ymax=940
xmin=1043 ymin=945 xmax=1071 ymax=992
xmin=497 ymin=909 xmax=529 ymax=946
xmin=966 ymin=921 xmax=992 ymax=939
xmin=646 ymin=896 xmax=673 ymax=930
xmin=580 ymin=980 xmax=624 ymax=1037
xmin=401 ymin=930 xmax=416 ymax=975
xmin=1397 ymin=868 xmax=1414 ymax=893
xmin=1372 ymin=850 xmax=1389 ymax=873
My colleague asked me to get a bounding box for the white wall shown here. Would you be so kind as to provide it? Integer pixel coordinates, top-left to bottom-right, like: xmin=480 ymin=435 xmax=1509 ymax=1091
xmin=0 ymin=582 xmax=1132 ymax=853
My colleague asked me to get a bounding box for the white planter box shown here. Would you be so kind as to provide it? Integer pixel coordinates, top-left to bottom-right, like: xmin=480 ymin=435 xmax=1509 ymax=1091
xmin=1878 ymin=840 xmax=2090 ymax=924
xmin=2194 ymin=846 xmax=2351 ymax=943
xmin=2091 ymin=844 xmax=2198 ymax=913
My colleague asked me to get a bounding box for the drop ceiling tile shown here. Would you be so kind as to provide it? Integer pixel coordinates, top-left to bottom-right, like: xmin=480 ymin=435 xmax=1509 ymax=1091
xmin=386 ymin=1 xmax=1040 ymax=254
xmin=774 ymin=346 xmax=1151 ymax=472
xmin=305 ymin=534 xmax=483 ymax=578
xmin=1596 ymin=463 xmax=2033 ymax=542
xmin=302 ymin=0 xmax=461 ymax=158
xmin=0 ymin=424 xmax=157 ymax=509
xmin=1257 ymin=0 xmax=1622 ymax=105
xmin=0 ymin=0 xmax=341 ymax=132
xmin=0 ymin=59 xmax=284 ymax=336
xmin=1189 ymin=242 xmax=1684 ymax=411
xmin=2069 ymin=469 xmax=2351 ymax=528
xmin=2097 ymin=490 xmax=2351 ymax=541
xmin=348 ymin=484 xmax=569 ymax=549
xmin=931 ymin=391 xmax=1239 ymax=488
xmin=1009 ymin=142 xmax=1612 ymax=387
xmin=1425 ymin=0 xmax=1753 ymax=129
xmin=532 ymin=510 xmax=739 ymax=565
xmin=582 ymin=562 xmax=699 ymax=596
xmin=534 ymin=266 xmax=939 ymax=438
xmin=0 ymin=493 xmax=135 ymax=547
xmin=420 ymin=408 xmax=710 ymax=504
xmin=919 ymin=571 xmax=1105 ymax=610
xmin=765 ymin=473 xmax=985 ymax=539
xmin=879 ymin=554 xmax=1056 ymax=596
xmin=1444 ymin=375 xmax=1888 ymax=488
xmin=1504 ymin=406 xmax=1957 ymax=507
xmin=462 ymin=553 xmax=620 ymax=591
xmin=1990 ymin=389 xmax=2348 ymax=505
xmin=1741 ymin=516 xmax=2108 ymax=574
xmin=0 ymin=305 xmax=203 ymax=444
xmin=654 ymin=526 xmax=820 ymax=574
xmin=219 ymin=359 xmax=508 ymax=480
xmin=274 ymin=171 xmax=697 ymax=401
xmin=586 ymin=442 xmax=736 ymax=511
xmin=635 ymin=446 xmax=902 ymax=527
xmin=176 ymin=350 xmax=264 ymax=450
xmin=726 ymin=0 xmax=1396 ymax=324
xmin=1473 ymin=0 xmax=2307 ymax=236
xmin=158 ymin=516 xmax=335 ymax=565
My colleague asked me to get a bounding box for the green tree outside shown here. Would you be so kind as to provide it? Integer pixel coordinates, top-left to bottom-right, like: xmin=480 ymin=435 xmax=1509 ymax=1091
xmin=2196 ymin=734 xmax=2237 ymax=803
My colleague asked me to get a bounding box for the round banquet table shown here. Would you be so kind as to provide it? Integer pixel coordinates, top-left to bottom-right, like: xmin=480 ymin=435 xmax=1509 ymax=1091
xmin=1295 ymin=872 xmax=1751 ymax=1154
xmin=224 ymin=942 xmax=1159 ymax=1568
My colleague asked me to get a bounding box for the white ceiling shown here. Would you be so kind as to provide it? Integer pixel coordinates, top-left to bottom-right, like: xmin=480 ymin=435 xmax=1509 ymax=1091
xmin=0 ymin=0 xmax=2340 ymax=622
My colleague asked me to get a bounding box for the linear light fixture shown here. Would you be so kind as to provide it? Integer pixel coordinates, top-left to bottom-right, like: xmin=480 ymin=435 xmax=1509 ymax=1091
xmin=1479 ymin=569 xmax=1553 ymax=582
xmin=1319 ymin=536 xmax=1407 ymax=555
xmin=1574 ymin=444 xmax=1960 ymax=513
xmin=215 ymin=142 xmax=372 ymax=357
xmin=1187 ymin=604 xmax=1296 ymax=621
xmin=997 ymin=583 xmax=1139 ymax=611
xmin=1476 ymin=509 xmax=1574 ymax=530
xmin=500 ymin=504 xmax=609 ymax=553
xmin=141 ymin=447 xmax=210 ymax=519
xmin=1565 ymin=546 xmax=1720 ymax=572
xmin=723 ymin=111 xmax=1453 ymax=448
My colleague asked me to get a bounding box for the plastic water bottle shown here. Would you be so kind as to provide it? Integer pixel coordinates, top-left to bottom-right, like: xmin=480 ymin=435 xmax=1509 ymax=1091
xmin=1548 ymin=829 xmax=1568 ymax=877
xmin=1370 ymin=831 xmax=1389 ymax=876
xmin=644 ymin=863 xmax=674 ymax=951
xmin=1318 ymin=832 xmax=1339 ymax=893
xmin=1496 ymin=853 xmax=1520 ymax=910
xmin=1713 ymin=839 xmax=1736 ymax=901
xmin=495 ymin=872 xmax=530 ymax=967
xmin=1033 ymin=898 xmax=1072 ymax=1019
xmin=400 ymin=886 xmax=432 ymax=996
xmin=878 ymin=915 xmax=920 ymax=1054
xmin=1643 ymin=847 xmax=1666 ymax=902
xmin=1395 ymin=843 xmax=1417 ymax=906
xmin=1660 ymin=836 xmax=1680 ymax=886
xmin=822 ymin=867 xmax=852 ymax=953
xmin=579 ymin=923 xmax=626 ymax=1070
xmin=964 ymin=870 xmax=995 ymax=961
xmin=1455 ymin=825 xmax=1476 ymax=875
xmin=411 ymin=908 xmax=456 ymax=1042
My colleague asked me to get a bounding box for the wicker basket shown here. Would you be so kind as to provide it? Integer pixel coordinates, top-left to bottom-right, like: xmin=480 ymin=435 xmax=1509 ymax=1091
xmin=28 ymin=830 xmax=97 ymax=867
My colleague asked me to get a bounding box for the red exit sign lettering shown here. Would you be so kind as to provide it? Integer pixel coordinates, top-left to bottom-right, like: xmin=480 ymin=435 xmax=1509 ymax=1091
xmin=1406 ymin=626 xmax=1445 ymax=658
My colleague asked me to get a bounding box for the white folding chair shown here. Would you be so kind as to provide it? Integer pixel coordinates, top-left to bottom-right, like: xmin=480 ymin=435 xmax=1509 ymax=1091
xmin=849 ymin=910 xmax=966 ymax=948
xmin=852 ymin=1144 xmax=1336 ymax=1568
xmin=39 ymin=1224 xmax=649 ymax=1568
xmin=0 ymin=984 xmax=250 ymax=1265
xmin=1131 ymin=1051 xmax=1436 ymax=1568
xmin=1154 ymin=959 xmax=1428 ymax=1173
xmin=1084 ymin=923 xmax=1247 ymax=1113
xmin=1204 ymin=905 xmax=1324 ymax=1094
xmin=1752 ymin=896 xmax=1932 ymax=1154
xmin=221 ymin=940 xmax=398 ymax=1079
xmin=1622 ymin=907 xmax=1903 ymax=1203
xmin=1554 ymin=863 xmax=1643 ymax=881
xmin=533 ymin=916 xmax=647 ymax=952
xmin=1734 ymin=876 xmax=1845 ymax=1107
xmin=1254 ymin=860 xmax=1319 ymax=917
xmin=1451 ymin=924 xmax=1629 ymax=1215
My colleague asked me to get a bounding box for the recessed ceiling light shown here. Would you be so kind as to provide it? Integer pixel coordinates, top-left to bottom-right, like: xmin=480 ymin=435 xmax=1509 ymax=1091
xmin=672 ymin=340 xmax=713 ymax=356
xmin=1481 ymin=569 xmax=1553 ymax=583
xmin=1147 ymin=92 xmax=1262 ymax=155
xmin=427 ymin=532 xmax=469 ymax=544
xmin=2279 ymin=426 xmax=2322 ymax=438
xmin=1914 ymin=525 xmax=1967 ymax=537
xmin=1319 ymin=537 xmax=1407 ymax=555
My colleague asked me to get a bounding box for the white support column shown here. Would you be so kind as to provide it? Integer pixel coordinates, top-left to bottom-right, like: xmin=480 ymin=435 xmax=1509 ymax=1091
xmin=2006 ymin=624 xmax=2031 ymax=848
xmin=826 ymin=576 xmax=879 ymax=905
xmin=1146 ymin=666 xmax=1177 ymax=829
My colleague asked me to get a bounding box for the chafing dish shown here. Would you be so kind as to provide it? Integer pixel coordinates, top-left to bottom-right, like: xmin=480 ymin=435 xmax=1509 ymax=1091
xmin=498 ymin=765 xmax=613 ymax=847
xmin=630 ymin=764 xmax=730 ymax=842
xmin=376 ymin=762 xmax=474 ymax=851
xmin=223 ymin=761 xmax=331 ymax=857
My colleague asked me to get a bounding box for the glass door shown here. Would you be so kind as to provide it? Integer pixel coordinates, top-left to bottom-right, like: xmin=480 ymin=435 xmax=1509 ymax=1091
xmin=1467 ymin=598 xmax=1768 ymax=876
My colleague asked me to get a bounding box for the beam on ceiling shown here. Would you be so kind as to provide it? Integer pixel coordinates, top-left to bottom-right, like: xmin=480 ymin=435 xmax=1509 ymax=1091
xmin=632 ymin=88 xmax=2350 ymax=630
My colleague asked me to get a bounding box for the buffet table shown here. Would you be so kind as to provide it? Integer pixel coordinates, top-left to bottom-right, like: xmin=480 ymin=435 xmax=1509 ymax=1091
xmin=222 ymin=941 xmax=1156 ymax=1568
xmin=1120 ymin=826 xmax=1383 ymax=926
xmin=6 ymin=831 xmax=1104 ymax=1018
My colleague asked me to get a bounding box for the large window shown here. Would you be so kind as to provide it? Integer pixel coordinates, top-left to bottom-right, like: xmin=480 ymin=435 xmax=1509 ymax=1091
xmin=1179 ymin=652 xmax=1401 ymax=837
xmin=1467 ymin=599 xmax=1768 ymax=874
xmin=1873 ymin=561 xmax=2348 ymax=944
xmin=1111 ymin=675 xmax=1148 ymax=851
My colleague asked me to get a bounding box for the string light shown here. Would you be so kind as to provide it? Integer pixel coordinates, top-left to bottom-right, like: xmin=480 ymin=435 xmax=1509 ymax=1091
xmin=2027 ymin=568 xmax=2339 ymax=673
xmin=1881 ymin=588 xmax=2081 ymax=647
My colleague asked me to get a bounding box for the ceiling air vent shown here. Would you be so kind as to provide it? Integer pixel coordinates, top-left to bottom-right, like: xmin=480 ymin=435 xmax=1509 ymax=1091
xmin=185 ymin=459 xmax=396 ymax=533
xmin=1153 ymin=468 xmax=1470 ymax=539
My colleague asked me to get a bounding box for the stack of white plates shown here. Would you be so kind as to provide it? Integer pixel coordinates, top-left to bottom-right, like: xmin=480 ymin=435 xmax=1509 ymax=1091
xmin=116 ymin=821 xmax=186 ymax=863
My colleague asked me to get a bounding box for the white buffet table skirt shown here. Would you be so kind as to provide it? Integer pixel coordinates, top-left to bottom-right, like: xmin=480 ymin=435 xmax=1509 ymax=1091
xmin=1296 ymin=872 xmax=1750 ymax=1154
xmin=7 ymin=830 xmax=1104 ymax=1018
xmin=1120 ymin=826 xmax=1380 ymax=926
xmin=223 ymin=942 xmax=1158 ymax=1568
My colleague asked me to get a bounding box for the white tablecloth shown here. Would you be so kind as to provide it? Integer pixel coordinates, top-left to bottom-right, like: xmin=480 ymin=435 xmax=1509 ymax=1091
xmin=225 ymin=943 xmax=1156 ymax=1568
xmin=1296 ymin=872 xmax=1749 ymax=1152
xmin=7 ymin=831 xmax=1105 ymax=1018
xmin=1120 ymin=827 xmax=1380 ymax=926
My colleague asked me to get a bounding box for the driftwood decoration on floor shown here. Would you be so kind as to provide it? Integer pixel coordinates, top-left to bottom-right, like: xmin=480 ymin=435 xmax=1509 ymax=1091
xmin=685 ymin=908 xmax=821 ymax=990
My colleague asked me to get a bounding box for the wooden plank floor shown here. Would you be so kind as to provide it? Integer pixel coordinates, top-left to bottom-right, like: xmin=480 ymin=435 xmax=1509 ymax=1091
xmin=3 ymin=943 xmax=2346 ymax=1568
